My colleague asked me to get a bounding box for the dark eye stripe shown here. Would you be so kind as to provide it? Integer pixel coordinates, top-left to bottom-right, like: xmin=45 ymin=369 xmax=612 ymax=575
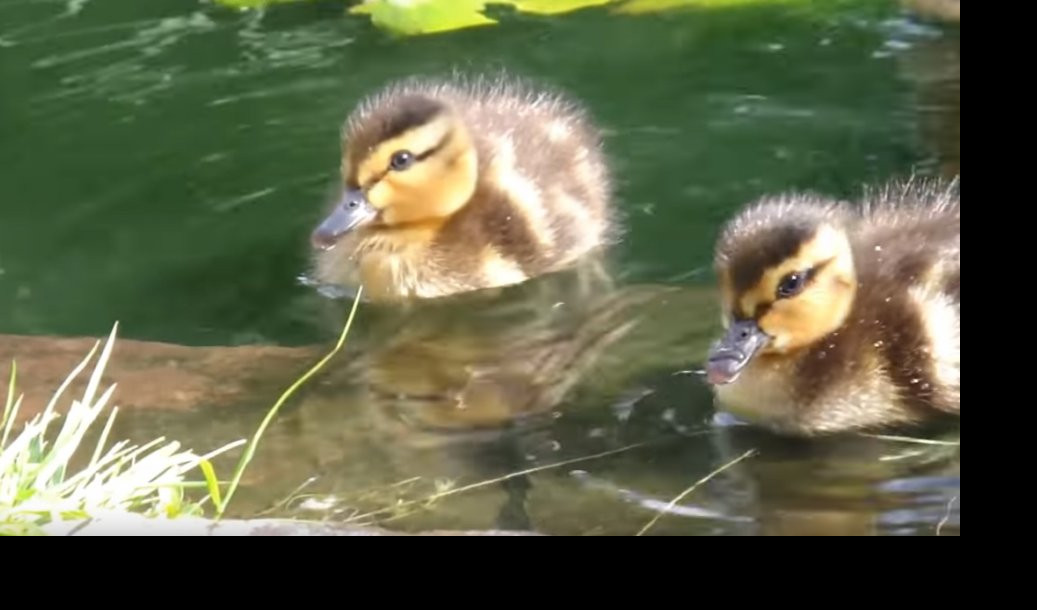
xmin=784 ymin=257 xmax=835 ymax=294
xmin=415 ymin=130 xmax=452 ymax=161
xmin=353 ymin=130 xmax=455 ymax=191
xmin=805 ymin=257 xmax=835 ymax=285
xmin=740 ymin=256 xmax=838 ymax=318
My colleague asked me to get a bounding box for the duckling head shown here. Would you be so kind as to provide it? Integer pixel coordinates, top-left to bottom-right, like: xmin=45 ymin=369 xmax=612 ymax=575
xmin=311 ymin=91 xmax=478 ymax=250
xmin=706 ymin=196 xmax=857 ymax=385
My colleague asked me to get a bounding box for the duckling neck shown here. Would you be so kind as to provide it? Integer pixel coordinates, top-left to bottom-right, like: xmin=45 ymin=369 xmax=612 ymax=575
xmin=352 ymin=221 xmax=452 ymax=299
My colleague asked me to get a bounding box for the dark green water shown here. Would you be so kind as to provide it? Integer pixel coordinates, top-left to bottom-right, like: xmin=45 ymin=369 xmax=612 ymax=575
xmin=0 ymin=0 xmax=959 ymax=535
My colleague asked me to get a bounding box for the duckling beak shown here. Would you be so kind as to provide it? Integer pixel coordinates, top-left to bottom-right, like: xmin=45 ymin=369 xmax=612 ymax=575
xmin=311 ymin=189 xmax=377 ymax=250
xmin=706 ymin=319 xmax=769 ymax=385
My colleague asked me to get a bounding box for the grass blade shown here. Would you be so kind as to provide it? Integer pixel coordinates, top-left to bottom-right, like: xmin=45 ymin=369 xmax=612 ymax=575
xmin=2 ymin=361 xmax=23 ymax=450
xmin=2 ymin=361 xmax=15 ymax=431
xmin=89 ymin=407 xmax=120 ymax=470
xmin=80 ymin=322 xmax=118 ymax=412
xmin=636 ymin=449 xmax=757 ymax=536
xmin=218 ymin=286 xmax=364 ymax=517
xmin=199 ymin=459 xmax=223 ymax=514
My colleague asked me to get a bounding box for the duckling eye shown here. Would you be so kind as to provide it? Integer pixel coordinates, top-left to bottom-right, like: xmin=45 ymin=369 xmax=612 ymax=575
xmin=776 ymin=271 xmax=808 ymax=299
xmin=389 ymin=150 xmax=415 ymax=171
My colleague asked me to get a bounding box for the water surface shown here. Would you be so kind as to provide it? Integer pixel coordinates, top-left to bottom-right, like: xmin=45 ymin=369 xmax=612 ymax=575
xmin=0 ymin=0 xmax=960 ymax=535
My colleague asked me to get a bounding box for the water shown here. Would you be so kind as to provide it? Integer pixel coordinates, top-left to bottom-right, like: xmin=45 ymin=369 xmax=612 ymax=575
xmin=0 ymin=0 xmax=959 ymax=535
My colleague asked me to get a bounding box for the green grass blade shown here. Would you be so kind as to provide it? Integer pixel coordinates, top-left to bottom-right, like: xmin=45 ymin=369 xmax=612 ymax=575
xmin=41 ymin=340 xmax=99 ymax=428
xmin=80 ymin=322 xmax=118 ymax=412
xmin=199 ymin=459 xmax=224 ymax=514
xmin=217 ymin=286 xmax=364 ymax=517
xmin=2 ymin=362 xmax=22 ymax=450
xmin=89 ymin=407 xmax=120 ymax=470
xmin=2 ymin=361 xmax=15 ymax=431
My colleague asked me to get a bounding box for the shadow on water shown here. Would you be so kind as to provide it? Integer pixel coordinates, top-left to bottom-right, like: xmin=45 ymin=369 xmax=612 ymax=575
xmin=0 ymin=0 xmax=959 ymax=534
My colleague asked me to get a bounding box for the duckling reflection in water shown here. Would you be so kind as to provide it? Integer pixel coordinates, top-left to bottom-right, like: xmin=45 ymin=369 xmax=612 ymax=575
xmin=314 ymin=263 xmax=714 ymax=444
xmin=287 ymin=268 xmax=718 ymax=530
xmin=705 ymin=179 xmax=959 ymax=437
xmin=308 ymin=72 xmax=617 ymax=303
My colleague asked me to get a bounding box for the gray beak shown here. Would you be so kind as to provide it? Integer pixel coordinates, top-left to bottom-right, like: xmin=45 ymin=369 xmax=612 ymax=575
xmin=705 ymin=319 xmax=769 ymax=385
xmin=311 ymin=188 xmax=377 ymax=250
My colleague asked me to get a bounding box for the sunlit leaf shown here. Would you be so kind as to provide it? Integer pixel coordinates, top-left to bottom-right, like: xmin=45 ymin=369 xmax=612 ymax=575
xmin=211 ymin=0 xmax=809 ymax=35
xmin=507 ymin=0 xmax=617 ymax=15
xmin=350 ymin=0 xmax=496 ymax=36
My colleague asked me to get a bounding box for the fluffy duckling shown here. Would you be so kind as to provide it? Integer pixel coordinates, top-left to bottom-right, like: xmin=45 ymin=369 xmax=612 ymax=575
xmin=705 ymin=180 xmax=959 ymax=436
xmin=309 ymin=73 xmax=615 ymax=302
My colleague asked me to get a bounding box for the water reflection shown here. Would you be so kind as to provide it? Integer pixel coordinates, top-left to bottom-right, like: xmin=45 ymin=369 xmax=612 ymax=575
xmin=220 ymin=264 xmax=716 ymax=518
xmin=27 ymin=262 xmax=705 ymax=526
xmin=0 ymin=238 xmax=960 ymax=535
xmin=898 ymin=25 xmax=959 ymax=179
xmin=704 ymin=425 xmax=960 ymax=535
xmin=0 ymin=0 xmax=960 ymax=535
xmin=321 ymin=261 xmax=665 ymax=435
xmin=17 ymin=260 xmax=955 ymax=535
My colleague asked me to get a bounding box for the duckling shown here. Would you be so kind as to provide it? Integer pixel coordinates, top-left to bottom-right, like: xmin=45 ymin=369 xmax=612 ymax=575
xmin=309 ymin=73 xmax=615 ymax=302
xmin=704 ymin=179 xmax=959 ymax=436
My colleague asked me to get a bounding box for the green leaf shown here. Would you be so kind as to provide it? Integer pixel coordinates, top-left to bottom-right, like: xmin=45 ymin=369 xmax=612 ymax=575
xmin=350 ymin=0 xmax=496 ymax=36
xmin=507 ymin=0 xmax=617 ymax=14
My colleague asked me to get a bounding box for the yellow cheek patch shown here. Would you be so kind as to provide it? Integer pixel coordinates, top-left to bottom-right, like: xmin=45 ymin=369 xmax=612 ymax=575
xmin=366 ymin=179 xmax=394 ymax=211
xmin=758 ymin=301 xmax=820 ymax=350
xmin=423 ymin=151 xmax=476 ymax=204
xmin=355 ymin=116 xmax=454 ymax=187
xmin=368 ymin=172 xmax=430 ymax=223
xmin=756 ymin=277 xmax=856 ymax=351
xmin=363 ymin=148 xmax=478 ymax=226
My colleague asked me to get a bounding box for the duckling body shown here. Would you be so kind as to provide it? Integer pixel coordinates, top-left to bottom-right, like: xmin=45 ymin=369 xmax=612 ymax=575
xmin=310 ymin=74 xmax=615 ymax=302
xmin=705 ymin=180 xmax=959 ymax=436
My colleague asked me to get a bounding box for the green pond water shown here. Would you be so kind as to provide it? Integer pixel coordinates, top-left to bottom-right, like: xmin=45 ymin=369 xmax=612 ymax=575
xmin=0 ymin=0 xmax=959 ymax=535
